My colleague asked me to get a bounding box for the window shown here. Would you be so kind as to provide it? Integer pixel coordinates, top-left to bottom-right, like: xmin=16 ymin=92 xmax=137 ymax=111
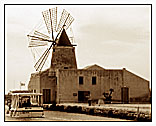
xmin=64 ymin=67 xmax=68 ymax=69
xmin=72 ymin=48 xmax=74 ymax=52
xmin=92 ymin=76 xmax=96 ymax=85
xmin=79 ymin=76 xmax=83 ymax=85
xmin=55 ymin=77 xmax=57 ymax=85
xmin=53 ymin=49 xmax=55 ymax=52
xmin=33 ymin=89 xmax=36 ymax=93
xmin=73 ymin=93 xmax=77 ymax=96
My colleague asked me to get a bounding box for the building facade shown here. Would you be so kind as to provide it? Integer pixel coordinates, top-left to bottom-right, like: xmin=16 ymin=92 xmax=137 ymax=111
xmin=28 ymin=29 xmax=150 ymax=104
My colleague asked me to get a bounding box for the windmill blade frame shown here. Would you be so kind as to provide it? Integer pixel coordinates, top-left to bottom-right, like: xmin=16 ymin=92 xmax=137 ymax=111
xmin=56 ymin=9 xmax=69 ymax=32
xmin=42 ymin=10 xmax=52 ymax=34
xmin=49 ymin=7 xmax=57 ymax=37
xmin=55 ymin=9 xmax=74 ymax=41
xmin=28 ymin=7 xmax=75 ymax=72
xmin=34 ymin=48 xmax=49 ymax=70
xmin=34 ymin=43 xmax=54 ymax=72
xmin=64 ymin=14 xmax=74 ymax=30
xmin=42 ymin=7 xmax=57 ymax=40
xmin=27 ymin=30 xmax=51 ymax=48
xmin=34 ymin=30 xmax=50 ymax=40
xmin=38 ymin=50 xmax=50 ymax=71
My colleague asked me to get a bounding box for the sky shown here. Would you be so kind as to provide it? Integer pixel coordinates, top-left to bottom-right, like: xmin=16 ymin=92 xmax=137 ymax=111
xmin=5 ymin=5 xmax=151 ymax=93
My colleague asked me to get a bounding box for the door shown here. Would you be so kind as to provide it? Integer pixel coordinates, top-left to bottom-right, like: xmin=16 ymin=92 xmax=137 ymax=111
xmin=121 ymin=87 xmax=129 ymax=103
xmin=78 ymin=91 xmax=90 ymax=103
xmin=43 ymin=89 xmax=51 ymax=104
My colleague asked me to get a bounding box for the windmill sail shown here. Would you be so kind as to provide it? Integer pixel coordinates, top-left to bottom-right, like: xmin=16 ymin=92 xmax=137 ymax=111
xmin=49 ymin=7 xmax=57 ymax=32
xmin=28 ymin=31 xmax=49 ymax=47
xmin=34 ymin=44 xmax=53 ymax=71
xmin=28 ymin=7 xmax=75 ymax=72
xmin=55 ymin=9 xmax=74 ymax=41
xmin=64 ymin=14 xmax=74 ymax=30
xmin=56 ymin=9 xmax=69 ymax=32
xmin=42 ymin=8 xmax=57 ymax=36
xmin=34 ymin=48 xmax=49 ymax=71
xmin=34 ymin=30 xmax=50 ymax=40
xmin=42 ymin=10 xmax=51 ymax=34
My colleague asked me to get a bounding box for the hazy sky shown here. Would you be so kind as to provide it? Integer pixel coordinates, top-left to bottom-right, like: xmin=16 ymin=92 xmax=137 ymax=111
xmin=5 ymin=5 xmax=151 ymax=93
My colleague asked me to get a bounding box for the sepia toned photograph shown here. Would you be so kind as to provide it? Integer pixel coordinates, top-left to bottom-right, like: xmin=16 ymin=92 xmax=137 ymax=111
xmin=4 ymin=4 xmax=151 ymax=122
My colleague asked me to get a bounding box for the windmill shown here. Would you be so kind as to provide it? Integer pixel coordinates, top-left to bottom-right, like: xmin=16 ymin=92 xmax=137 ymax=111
xmin=27 ymin=7 xmax=75 ymax=72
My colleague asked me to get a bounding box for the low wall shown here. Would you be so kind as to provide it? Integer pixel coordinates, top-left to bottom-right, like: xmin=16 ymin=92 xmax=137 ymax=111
xmin=44 ymin=103 xmax=151 ymax=121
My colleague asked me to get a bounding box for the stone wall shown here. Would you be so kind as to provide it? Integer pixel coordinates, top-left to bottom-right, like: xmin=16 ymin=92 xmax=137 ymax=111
xmin=56 ymin=69 xmax=124 ymax=103
xmin=28 ymin=69 xmax=57 ymax=103
xmin=28 ymin=73 xmax=40 ymax=93
xmin=50 ymin=46 xmax=77 ymax=70
xmin=28 ymin=68 xmax=150 ymax=103
xmin=123 ymin=69 xmax=150 ymax=99
xmin=40 ymin=70 xmax=57 ymax=103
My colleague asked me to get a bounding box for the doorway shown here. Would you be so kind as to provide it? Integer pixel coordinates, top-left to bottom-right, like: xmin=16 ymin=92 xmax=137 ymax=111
xmin=43 ymin=89 xmax=51 ymax=104
xmin=78 ymin=91 xmax=90 ymax=103
xmin=121 ymin=87 xmax=129 ymax=103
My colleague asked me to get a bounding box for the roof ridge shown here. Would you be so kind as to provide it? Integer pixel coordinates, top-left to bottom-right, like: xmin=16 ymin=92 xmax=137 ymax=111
xmin=84 ymin=64 xmax=105 ymax=70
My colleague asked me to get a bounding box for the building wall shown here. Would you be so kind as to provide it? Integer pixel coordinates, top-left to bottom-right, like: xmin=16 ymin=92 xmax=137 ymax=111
xmin=56 ymin=69 xmax=124 ymax=103
xmin=123 ymin=69 xmax=150 ymax=99
xmin=56 ymin=69 xmax=78 ymax=103
xmin=28 ymin=69 xmax=57 ymax=103
xmin=28 ymin=73 xmax=40 ymax=93
xmin=104 ymin=70 xmax=123 ymax=100
xmin=40 ymin=70 xmax=57 ymax=103
xmin=50 ymin=46 xmax=77 ymax=70
xmin=28 ymin=68 xmax=150 ymax=103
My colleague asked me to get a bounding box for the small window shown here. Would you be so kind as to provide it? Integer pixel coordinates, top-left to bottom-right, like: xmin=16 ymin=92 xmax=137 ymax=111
xmin=92 ymin=76 xmax=96 ymax=85
xmin=33 ymin=89 xmax=36 ymax=93
xmin=55 ymin=77 xmax=57 ymax=85
xmin=73 ymin=93 xmax=77 ymax=96
xmin=79 ymin=76 xmax=83 ymax=85
xmin=64 ymin=67 xmax=68 ymax=69
xmin=72 ymin=48 xmax=74 ymax=52
xmin=53 ymin=49 xmax=55 ymax=52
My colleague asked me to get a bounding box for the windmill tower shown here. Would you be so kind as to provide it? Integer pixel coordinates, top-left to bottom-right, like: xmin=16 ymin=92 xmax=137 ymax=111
xmin=28 ymin=7 xmax=77 ymax=74
xmin=27 ymin=7 xmax=77 ymax=103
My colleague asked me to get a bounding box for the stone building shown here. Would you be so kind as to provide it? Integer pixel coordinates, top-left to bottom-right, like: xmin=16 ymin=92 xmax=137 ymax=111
xmin=28 ymin=29 xmax=150 ymax=104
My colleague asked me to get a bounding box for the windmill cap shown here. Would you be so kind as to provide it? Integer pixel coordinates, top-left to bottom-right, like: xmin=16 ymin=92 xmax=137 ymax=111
xmin=57 ymin=29 xmax=72 ymax=46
